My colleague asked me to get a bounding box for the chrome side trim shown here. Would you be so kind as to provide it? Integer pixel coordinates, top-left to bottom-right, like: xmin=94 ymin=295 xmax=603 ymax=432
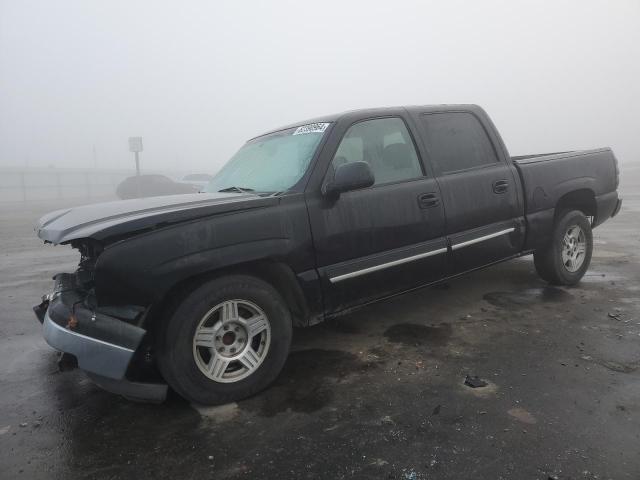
xmin=329 ymin=247 xmax=447 ymax=283
xmin=451 ymin=227 xmax=515 ymax=251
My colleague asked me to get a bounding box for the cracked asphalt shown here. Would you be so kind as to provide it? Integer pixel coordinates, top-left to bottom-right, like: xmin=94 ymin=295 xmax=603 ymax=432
xmin=1 ymin=170 xmax=639 ymax=480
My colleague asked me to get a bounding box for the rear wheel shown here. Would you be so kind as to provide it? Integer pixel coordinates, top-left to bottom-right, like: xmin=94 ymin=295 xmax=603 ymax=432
xmin=533 ymin=209 xmax=593 ymax=285
xmin=157 ymin=275 xmax=292 ymax=405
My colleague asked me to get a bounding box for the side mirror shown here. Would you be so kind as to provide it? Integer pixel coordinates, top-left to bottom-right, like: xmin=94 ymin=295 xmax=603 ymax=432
xmin=323 ymin=161 xmax=375 ymax=197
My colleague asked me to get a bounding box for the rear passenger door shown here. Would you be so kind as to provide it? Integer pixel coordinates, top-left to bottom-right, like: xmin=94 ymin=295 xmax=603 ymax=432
xmin=415 ymin=111 xmax=524 ymax=274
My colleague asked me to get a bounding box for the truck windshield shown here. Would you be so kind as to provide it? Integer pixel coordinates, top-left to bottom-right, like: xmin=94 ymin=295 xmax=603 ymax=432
xmin=203 ymin=123 xmax=330 ymax=194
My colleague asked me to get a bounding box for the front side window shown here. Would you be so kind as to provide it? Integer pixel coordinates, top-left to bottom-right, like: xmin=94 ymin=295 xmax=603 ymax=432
xmin=204 ymin=123 xmax=330 ymax=194
xmin=329 ymin=117 xmax=423 ymax=186
xmin=420 ymin=112 xmax=499 ymax=174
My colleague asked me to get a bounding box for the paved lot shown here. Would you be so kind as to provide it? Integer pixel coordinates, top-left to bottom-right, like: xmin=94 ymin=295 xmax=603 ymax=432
xmin=1 ymin=177 xmax=640 ymax=480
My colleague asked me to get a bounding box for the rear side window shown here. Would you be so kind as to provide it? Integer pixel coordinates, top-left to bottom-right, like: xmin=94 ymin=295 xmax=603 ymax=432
xmin=330 ymin=117 xmax=423 ymax=185
xmin=420 ymin=112 xmax=498 ymax=174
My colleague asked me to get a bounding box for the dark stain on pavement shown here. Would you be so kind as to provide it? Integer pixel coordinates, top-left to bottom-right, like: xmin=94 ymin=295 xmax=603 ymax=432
xmin=239 ymin=349 xmax=377 ymax=417
xmin=483 ymin=287 xmax=572 ymax=309
xmin=45 ymin=381 xmax=207 ymax=478
xmin=384 ymin=322 xmax=452 ymax=346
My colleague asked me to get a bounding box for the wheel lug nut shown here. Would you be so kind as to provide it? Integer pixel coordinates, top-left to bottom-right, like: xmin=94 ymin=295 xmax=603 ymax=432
xmin=218 ymin=347 xmax=225 ymax=352
xmin=215 ymin=336 xmax=221 ymax=340
xmin=230 ymin=347 xmax=236 ymax=353
xmin=234 ymin=327 xmax=239 ymax=332
xmin=223 ymin=325 xmax=229 ymax=331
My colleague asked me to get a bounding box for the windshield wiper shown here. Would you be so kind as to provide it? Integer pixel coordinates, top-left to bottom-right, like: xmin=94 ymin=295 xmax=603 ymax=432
xmin=218 ymin=186 xmax=255 ymax=194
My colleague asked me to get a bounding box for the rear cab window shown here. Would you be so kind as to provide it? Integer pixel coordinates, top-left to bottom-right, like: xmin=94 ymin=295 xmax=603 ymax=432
xmin=419 ymin=112 xmax=499 ymax=175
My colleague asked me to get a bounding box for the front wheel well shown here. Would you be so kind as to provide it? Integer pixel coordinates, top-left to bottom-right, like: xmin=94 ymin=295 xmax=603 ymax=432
xmin=151 ymin=261 xmax=311 ymax=329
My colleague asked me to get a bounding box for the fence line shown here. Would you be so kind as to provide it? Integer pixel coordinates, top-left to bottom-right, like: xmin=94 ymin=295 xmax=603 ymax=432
xmin=0 ymin=168 xmax=134 ymax=203
xmin=0 ymin=167 xmax=186 ymax=203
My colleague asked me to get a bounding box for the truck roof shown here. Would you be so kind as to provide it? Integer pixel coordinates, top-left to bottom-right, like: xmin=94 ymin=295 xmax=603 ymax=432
xmin=253 ymin=104 xmax=483 ymax=140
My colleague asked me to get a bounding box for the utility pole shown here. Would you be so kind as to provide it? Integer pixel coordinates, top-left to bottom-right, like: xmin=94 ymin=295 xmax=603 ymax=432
xmin=128 ymin=137 xmax=143 ymax=197
xmin=128 ymin=137 xmax=143 ymax=175
xmin=134 ymin=151 xmax=140 ymax=176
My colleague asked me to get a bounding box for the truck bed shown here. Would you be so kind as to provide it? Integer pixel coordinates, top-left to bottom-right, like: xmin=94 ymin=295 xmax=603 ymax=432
xmin=512 ymin=148 xmax=620 ymax=249
xmin=511 ymin=151 xmax=572 ymax=162
xmin=512 ymin=149 xmax=618 ymax=207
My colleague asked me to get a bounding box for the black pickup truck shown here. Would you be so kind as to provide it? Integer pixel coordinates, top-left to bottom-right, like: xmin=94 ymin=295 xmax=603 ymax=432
xmin=34 ymin=105 xmax=621 ymax=404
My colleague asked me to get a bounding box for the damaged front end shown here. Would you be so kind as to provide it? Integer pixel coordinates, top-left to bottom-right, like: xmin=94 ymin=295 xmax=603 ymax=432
xmin=34 ymin=239 xmax=167 ymax=403
xmin=32 ymin=193 xmax=271 ymax=402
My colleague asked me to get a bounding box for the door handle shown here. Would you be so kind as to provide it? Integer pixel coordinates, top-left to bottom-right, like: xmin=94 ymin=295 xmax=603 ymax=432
xmin=418 ymin=192 xmax=440 ymax=208
xmin=493 ymin=180 xmax=509 ymax=194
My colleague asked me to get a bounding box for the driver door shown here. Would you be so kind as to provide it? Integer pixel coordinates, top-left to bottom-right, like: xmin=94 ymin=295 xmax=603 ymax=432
xmin=307 ymin=116 xmax=447 ymax=314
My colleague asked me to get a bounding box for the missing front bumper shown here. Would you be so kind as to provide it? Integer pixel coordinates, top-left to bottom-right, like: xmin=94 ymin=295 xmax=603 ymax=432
xmin=42 ymin=311 xmax=168 ymax=403
xmin=35 ymin=273 xmax=169 ymax=403
xmin=42 ymin=309 xmax=139 ymax=380
xmin=35 ymin=273 xmax=146 ymax=380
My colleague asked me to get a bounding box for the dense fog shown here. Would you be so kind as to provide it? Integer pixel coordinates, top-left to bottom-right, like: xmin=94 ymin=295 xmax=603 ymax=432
xmin=1 ymin=0 xmax=639 ymax=177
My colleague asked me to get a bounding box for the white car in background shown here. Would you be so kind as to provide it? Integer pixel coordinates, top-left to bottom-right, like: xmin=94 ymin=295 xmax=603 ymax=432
xmin=180 ymin=173 xmax=213 ymax=191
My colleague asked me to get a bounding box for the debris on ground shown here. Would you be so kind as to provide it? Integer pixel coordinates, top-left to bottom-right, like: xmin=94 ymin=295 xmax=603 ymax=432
xmin=608 ymin=312 xmax=622 ymax=320
xmin=464 ymin=375 xmax=488 ymax=388
xmin=402 ymin=469 xmax=418 ymax=480
xmin=432 ymin=404 xmax=441 ymax=415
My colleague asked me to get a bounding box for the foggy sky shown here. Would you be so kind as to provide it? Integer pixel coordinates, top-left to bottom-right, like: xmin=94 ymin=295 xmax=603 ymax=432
xmin=1 ymin=0 xmax=639 ymax=174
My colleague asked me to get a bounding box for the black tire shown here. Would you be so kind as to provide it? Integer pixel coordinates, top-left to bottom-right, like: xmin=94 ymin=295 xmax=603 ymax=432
xmin=533 ymin=209 xmax=593 ymax=285
xmin=156 ymin=275 xmax=292 ymax=405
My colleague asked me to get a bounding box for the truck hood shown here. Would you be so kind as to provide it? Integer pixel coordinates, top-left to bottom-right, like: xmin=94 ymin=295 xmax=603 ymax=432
xmin=36 ymin=192 xmax=278 ymax=244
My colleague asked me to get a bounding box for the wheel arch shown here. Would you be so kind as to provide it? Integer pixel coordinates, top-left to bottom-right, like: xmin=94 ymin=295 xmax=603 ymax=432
xmin=525 ymin=188 xmax=596 ymax=251
xmin=149 ymin=260 xmax=313 ymax=329
xmin=554 ymin=188 xmax=597 ymax=222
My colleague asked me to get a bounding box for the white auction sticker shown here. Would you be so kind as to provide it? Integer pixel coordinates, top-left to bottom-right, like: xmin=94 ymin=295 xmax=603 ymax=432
xmin=293 ymin=123 xmax=330 ymax=135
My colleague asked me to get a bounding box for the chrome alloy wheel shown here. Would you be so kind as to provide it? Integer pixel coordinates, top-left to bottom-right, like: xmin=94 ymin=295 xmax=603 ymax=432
xmin=561 ymin=224 xmax=587 ymax=273
xmin=192 ymin=300 xmax=271 ymax=383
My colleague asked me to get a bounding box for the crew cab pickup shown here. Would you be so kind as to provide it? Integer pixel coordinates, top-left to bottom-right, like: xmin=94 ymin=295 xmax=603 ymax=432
xmin=34 ymin=105 xmax=622 ymax=404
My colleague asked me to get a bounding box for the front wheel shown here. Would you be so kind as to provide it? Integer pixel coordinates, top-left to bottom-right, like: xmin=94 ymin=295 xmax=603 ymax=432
xmin=156 ymin=275 xmax=292 ymax=405
xmin=533 ymin=209 xmax=593 ymax=285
